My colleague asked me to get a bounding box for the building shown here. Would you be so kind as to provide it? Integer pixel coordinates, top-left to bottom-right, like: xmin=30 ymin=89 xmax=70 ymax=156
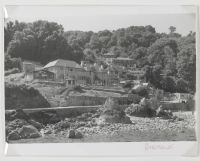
xmin=112 ymin=57 xmax=136 ymax=69
xmin=65 ymin=77 xmax=76 ymax=88
xmin=33 ymin=69 xmax=55 ymax=81
xmin=43 ymin=59 xmax=94 ymax=85
xmin=103 ymin=53 xmax=117 ymax=65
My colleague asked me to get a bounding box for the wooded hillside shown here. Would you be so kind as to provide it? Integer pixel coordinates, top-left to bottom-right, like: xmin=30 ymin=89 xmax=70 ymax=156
xmin=4 ymin=20 xmax=196 ymax=93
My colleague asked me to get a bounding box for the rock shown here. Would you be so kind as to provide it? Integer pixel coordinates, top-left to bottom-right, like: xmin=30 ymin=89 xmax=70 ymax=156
xmin=29 ymin=110 xmax=61 ymax=124
xmin=125 ymin=103 xmax=155 ymax=117
xmin=156 ymin=106 xmax=173 ymax=119
xmin=7 ymin=131 xmax=20 ymax=140
xmin=75 ymin=131 xmax=83 ymax=139
xmin=5 ymin=110 xmax=16 ymax=121
xmin=92 ymin=113 xmax=100 ymax=118
xmin=121 ymin=116 xmax=132 ymax=124
xmin=28 ymin=119 xmax=43 ymax=129
xmin=44 ymin=129 xmax=52 ymax=134
xmin=139 ymin=98 xmax=148 ymax=107
xmin=99 ymin=97 xmax=131 ymax=124
xmin=6 ymin=119 xmax=29 ymax=133
xmin=18 ymin=125 xmax=41 ymax=139
xmin=68 ymin=129 xmax=76 ymax=138
xmin=55 ymin=121 xmax=70 ymax=129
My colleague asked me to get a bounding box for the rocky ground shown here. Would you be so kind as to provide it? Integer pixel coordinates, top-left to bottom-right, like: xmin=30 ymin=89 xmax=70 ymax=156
xmin=7 ymin=111 xmax=196 ymax=143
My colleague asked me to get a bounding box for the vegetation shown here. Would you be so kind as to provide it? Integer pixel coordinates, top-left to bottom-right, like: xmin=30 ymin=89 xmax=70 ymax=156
xmin=4 ymin=20 xmax=196 ymax=93
xmin=5 ymin=82 xmax=50 ymax=109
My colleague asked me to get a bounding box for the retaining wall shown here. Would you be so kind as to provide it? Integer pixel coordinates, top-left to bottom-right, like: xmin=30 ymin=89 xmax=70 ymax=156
xmin=63 ymin=95 xmax=140 ymax=106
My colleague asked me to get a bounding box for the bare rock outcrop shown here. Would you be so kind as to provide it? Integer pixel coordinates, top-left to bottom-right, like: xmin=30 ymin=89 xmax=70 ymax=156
xmin=99 ymin=97 xmax=132 ymax=124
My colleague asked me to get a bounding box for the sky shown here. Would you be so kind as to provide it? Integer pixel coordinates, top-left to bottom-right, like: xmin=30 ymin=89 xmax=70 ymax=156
xmin=4 ymin=6 xmax=196 ymax=35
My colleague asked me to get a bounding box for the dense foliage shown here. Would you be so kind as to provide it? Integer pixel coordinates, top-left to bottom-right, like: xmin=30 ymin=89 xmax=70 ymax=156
xmin=4 ymin=20 xmax=196 ymax=93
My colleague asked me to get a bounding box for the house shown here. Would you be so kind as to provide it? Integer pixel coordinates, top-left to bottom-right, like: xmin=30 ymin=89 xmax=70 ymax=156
xmin=112 ymin=57 xmax=136 ymax=68
xmin=43 ymin=59 xmax=94 ymax=85
xmin=33 ymin=69 xmax=55 ymax=81
xmin=22 ymin=60 xmax=43 ymax=72
xmin=103 ymin=53 xmax=117 ymax=64
xmin=65 ymin=77 xmax=76 ymax=87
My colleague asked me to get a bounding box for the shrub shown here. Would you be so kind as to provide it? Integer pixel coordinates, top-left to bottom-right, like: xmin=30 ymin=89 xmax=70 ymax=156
xmin=5 ymin=54 xmax=22 ymax=71
xmin=125 ymin=98 xmax=156 ymax=117
xmin=5 ymin=83 xmax=50 ymax=109
xmin=131 ymin=85 xmax=148 ymax=97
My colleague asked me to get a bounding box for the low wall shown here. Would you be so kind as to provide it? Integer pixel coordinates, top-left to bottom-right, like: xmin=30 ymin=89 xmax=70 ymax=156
xmin=63 ymin=95 xmax=140 ymax=106
xmin=6 ymin=106 xmax=100 ymax=118
xmin=81 ymin=86 xmax=126 ymax=95
xmin=161 ymin=100 xmax=195 ymax=111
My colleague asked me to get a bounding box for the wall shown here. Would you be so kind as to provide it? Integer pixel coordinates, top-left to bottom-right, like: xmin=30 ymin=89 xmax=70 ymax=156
xmin=161 ymin=100 xmax=195 ymax=111
xmin=62 ymin=95 xmax=140 ymax=107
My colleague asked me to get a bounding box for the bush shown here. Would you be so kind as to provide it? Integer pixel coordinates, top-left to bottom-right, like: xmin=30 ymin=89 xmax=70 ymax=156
xmin=176 ymin=78 xmax=188 ymax=93
xmin=5 ymin=54 xmax=22 ymax=71
xmin=131 ymin=85 xmax=148 ymax=97
xmin=5 ymin=68 xmax=20 ymax=76
xmin=5 ymin=83 xmax=50 ymax=109
xmin=125 ymin=98 xmax=156 ymax=117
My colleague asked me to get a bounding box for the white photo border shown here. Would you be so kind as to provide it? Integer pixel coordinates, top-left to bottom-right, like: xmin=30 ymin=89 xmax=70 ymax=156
xmin=0 ymin=0 xmax=199 ymax=160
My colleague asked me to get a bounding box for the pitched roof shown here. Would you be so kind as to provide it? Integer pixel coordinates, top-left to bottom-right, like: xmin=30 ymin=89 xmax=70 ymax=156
xmin=43 ymin=59 xmax=82 ymax=69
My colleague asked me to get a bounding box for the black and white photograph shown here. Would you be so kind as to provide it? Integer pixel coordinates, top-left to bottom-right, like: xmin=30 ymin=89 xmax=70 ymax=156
xmin=3 ymin=5 xmax=197 ymax=144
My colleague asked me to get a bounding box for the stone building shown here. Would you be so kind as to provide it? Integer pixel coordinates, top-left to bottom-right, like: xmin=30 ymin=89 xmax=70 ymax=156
xmin=43 ymin=59 xmax=94 ymax=85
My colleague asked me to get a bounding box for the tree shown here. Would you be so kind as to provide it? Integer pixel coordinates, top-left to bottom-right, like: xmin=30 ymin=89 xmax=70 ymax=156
xmin=161 ymin=76 xmax=176 ymax=93
xmin=176 ymin=78 xmax=188 ymax=93
xmin=169 ymin=26 xmax=176 ymax=34
xmin=83 ymin=48 xmax=96 ymax=63
xmin=176 ymin=45 xmax=196 ymax=92
xmin=6 ymin=20 xmax=78 ymax=65
xmin=5 ymin=54 xmax=22 ymax=71
xmin=147 ymin=38 xmax=178 ymax=68
xmin=144 ymin=65 xmax=162 ymax=88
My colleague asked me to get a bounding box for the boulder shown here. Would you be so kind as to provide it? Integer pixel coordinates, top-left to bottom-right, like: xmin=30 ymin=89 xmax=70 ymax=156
xmin=55 ymin=121 xmax=70 ymax=129
xmin=28 ymin=119 xmax=43 ymax=130
xmin=29 ymin=110 xmax=61 ymax=124
xmin=156 ymin=106 xmax=173 ymax=119
xmin=5 ymin=110 xmax=16 ymax=121
xmin=18 ymin=125 xmax=41 ymax=139
xmin=7 ymin=131 xmax=20 ymax=140
xmin=125 ymin=101 xmax=156 ymax=117
xmin=68 ymin=129 xmax=76 ymax=138
xmin=7 ymin=119 xmax=29 ymax=131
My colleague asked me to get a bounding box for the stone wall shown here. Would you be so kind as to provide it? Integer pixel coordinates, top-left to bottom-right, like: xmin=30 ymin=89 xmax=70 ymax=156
xmin=161 ymin=100 xmax=195 ymax=111
xmin=62 ymin=95 xmax=136 ymax=106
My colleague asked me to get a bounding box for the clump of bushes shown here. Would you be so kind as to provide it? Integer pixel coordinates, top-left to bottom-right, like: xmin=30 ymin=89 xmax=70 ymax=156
xmin=131 ymin=85 xmax=149 ymax=97
xmin=5 ymin=54 xmax=22 ymax=71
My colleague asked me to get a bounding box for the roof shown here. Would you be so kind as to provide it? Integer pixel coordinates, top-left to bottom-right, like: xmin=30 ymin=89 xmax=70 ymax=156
xmin=43 ymin=59 xmax=82 ymax=69
xmin=34 ymin=69 xmax=54 ymax=74
xmin=115 ymin=57 xmax=134 ymax=60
